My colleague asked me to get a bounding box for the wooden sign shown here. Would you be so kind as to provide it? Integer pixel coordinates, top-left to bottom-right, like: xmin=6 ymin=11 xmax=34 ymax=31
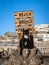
xmin=14 ymin=11 xmax=33 ymax=18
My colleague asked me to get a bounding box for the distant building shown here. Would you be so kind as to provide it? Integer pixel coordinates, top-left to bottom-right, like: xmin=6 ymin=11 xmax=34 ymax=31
xmin=4 ymin=32 xmax=17 ymax=40
xmin=0 ymin=36 xmax=3 ymax=41
xmin=4 ymin=32 xmax=19 ymax=44
xmin=34 ymin=24 xmax=49 ymax=41
xmin=34 ymin=24 xmax=49 ymax=56
xmin=35 ymin=24 xmax=49 ymax=29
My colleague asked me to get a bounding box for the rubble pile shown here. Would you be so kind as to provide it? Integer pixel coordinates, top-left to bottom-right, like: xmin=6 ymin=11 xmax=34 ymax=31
xmin=0 ymin=47 xmax=49 ymax=65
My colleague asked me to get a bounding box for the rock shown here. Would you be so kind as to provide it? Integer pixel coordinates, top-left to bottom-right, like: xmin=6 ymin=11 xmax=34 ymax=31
xmin=2 ymin=60 xmax=8 ymax=65
xmin=22 ymin=59 xmax=28 ymax=65
xmin=0 ymin=48 xmax=4 ymax=53
xmin=0 ymin=58 xmax=4 ymax=65
xmin=28 ymin=54 xmax=42 ymax=65
xmin=36 ymin=49 xmax=43 ymax=60
xmin=27 ymin=48 xmax=38 ymax=61
xmin=22 ymin=49 xmax=30 ymax=59
xmin=28 ymin=59 xmax=37 ymax=65
xmin=1 ymin=50 xmax=10 ymax=59
xmin=30 ymin=48 xmax=37 ymax=56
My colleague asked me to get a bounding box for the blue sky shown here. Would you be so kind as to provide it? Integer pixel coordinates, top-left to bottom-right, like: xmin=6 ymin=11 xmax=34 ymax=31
xmin=0 ymin=0 xmax=49 ymax=36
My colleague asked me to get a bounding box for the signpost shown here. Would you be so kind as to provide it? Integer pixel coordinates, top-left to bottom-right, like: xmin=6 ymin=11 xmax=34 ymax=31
xmin=14 ymin=11 xmax=34 ymax=40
